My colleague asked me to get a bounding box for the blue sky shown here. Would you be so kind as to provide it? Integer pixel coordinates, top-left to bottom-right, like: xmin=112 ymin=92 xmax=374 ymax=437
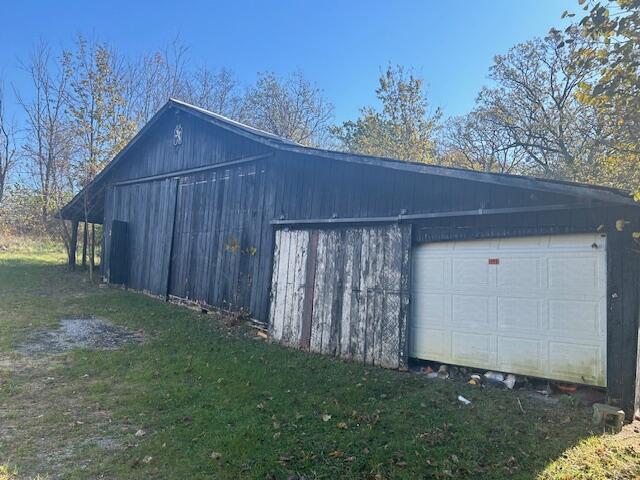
xmin=0 ymin=0 xmax=576 ymax=123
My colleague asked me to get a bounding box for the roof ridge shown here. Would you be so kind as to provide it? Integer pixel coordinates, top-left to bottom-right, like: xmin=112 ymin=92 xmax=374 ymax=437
xmin=169 ymin=98 xmax=301 ymax=146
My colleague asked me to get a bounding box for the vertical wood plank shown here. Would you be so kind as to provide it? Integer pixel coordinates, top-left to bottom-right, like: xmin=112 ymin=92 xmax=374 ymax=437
xmin=310 ymin=231 xmax=327 ymax=353
xmin=348 ymin=228 xmax=364 ymax=360
xmin=290 ymin=230 xmax=309 ymax=346
xmin=380 ymin=226 xmax=402 ymax=368
xmin=321 ymin=230 xmax=338 ymax=355
xmin=270 ymin=229 xmax=289 ymax=342
xmin=339 ymin=228 xmax=355 ymax=359
xmin=354 ymin=228 xmax=370 ymax=363
xmin=281 ymin=230 xmax=299 ymax=345
xmin=398 ymin=224 xmax=413 ymax=370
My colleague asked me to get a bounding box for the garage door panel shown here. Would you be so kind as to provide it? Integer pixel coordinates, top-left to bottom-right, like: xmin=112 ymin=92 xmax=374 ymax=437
xmin=497 ymin=258 xmax=541 ymax=289
xmin=497 ymin=236 xmax=545 ymax=249
xmin=413 ymin=256 xmax=447 ymax=286
xmin=497 ymin=297 xmax=541 ymax=331
xmin=452 ymin=238 xmax=496 ymax=251
xmin=410 ymin=327 xmax=450 ymax=360
xmin=548 ymin=234 xmax=604 ymax=249
xmin=453 ymin=258 xmax=490 ymax=286
xmin=452 ymin=295 xmax=491 ymax=328
xmin=549 ymin=342 xmax=604 ymax=385
xmin=411 ymin=234 xmax=607 ymax=387
xmin=549 ymin=299 xmax=602 ymax=337
xmin=497 ymin=336 xmax=544 ymax=374
xmin=451 ymin=332 xmax=492 ymax=365
xmin=548 ymin=256 xmax=600 ymax=293
xmin=413 ymin=293 xmax=449 ymax=325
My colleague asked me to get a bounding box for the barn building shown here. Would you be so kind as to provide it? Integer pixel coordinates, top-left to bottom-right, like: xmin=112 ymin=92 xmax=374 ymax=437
xmin=61 ymin=99 xmax=640 ymax=419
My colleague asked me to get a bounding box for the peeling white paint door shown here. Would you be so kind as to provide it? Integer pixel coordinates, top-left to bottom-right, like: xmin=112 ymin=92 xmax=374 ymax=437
xmin=410 ymin=234 xmax=607 ymax=386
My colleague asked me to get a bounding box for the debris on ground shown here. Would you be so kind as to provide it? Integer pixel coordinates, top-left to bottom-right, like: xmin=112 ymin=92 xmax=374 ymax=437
xmin=437 ymin=364 xmax=449 ymax=379
xmin=15 ymin=317 xmax=143 ymax=354
xmin=410 ymin=360 xmax=606 ymax=408
xmin=457 ymin=395 xmax=472 ymax=405
xmin=484 ymin=371 xmax=504 ymax=382
xmin=554 ymin=382 xmax=578 ymax=394
xmin=503 ymin=374 xmax=517 ymax=389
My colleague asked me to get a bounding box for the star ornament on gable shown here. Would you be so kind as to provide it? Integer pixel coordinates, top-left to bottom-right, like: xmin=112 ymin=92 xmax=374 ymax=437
xmin=174 ymin=124 xmax=183 ymax=146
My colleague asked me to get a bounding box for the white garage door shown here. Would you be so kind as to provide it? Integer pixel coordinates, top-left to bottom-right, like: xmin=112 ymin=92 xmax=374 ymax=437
xmin=410 ymin=234 xmax=607 ymax=386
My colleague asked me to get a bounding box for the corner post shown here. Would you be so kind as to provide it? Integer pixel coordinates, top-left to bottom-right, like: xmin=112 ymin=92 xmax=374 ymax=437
xmin=81 ymin=221 xmax=88 ymax=267
xmin=69 ymin=220 xmax=79 ymax=269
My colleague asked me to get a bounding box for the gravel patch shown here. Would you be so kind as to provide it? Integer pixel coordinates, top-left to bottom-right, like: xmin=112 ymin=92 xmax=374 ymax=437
xmin=16 ymin=317 xmax=143 ymax=354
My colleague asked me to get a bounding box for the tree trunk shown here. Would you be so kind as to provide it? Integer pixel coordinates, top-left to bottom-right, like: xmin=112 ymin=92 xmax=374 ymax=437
xmin=90 ymin=223 xmax=96 ymax=277
xmin=83 ymin=192 xmax=93 ymax=283
xmin=82 ymin=222 xmax=88 ymax=267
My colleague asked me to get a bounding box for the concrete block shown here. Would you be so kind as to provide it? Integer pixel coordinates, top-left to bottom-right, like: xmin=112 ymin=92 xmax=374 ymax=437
xmin=592 ymin=403 xmax=625 ymax=433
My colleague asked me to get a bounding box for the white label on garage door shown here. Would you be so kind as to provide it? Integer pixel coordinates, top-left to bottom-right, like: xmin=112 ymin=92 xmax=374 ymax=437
xmin=410 ymin=234 xmax=607 ymax=386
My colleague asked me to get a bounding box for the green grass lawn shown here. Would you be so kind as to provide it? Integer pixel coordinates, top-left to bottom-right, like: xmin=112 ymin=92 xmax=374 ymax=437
xmin=0 ymin=242 xmax=638 ymax=479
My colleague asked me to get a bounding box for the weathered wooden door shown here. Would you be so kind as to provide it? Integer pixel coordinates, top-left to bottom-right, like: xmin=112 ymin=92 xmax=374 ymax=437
xmin=106 ymin=178 xmax=178 ymax=295
xmin=269 ymin=224 xmax=412 ymax=369
xmin=108 ymin=220 xmax=129 ymax=285
xmin=167 ymin=165 xmax=264 ymax=311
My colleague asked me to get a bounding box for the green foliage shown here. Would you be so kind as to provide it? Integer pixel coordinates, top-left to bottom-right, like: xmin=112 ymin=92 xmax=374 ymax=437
xmin=0 ymin=184 xmax=50 ymax=236
xmin=242 ymin=71 xmax=335 ymax=147
xmin=332 ymin=65 xmax=441 ymax=163
xmin=63 ymin=36 xmax=138 ymax=187
xmin=574 ymin=0 xmax=639 ymax=151
xmin=566 ymin=0 xmax=640 ymax=195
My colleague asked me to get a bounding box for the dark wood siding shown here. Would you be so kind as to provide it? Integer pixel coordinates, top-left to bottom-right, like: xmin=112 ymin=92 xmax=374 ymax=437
xmin=168 ymin=161 xmax=270 ymax=316
xmin=104 ymin=178 xmax=177 ymax=296
xmin=109 ymin=112 xmax=270 ymax=183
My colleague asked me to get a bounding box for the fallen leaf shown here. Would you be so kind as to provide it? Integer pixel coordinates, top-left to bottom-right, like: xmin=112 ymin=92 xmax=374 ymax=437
xmin=337 ymin=422 xmax=348 ymax=430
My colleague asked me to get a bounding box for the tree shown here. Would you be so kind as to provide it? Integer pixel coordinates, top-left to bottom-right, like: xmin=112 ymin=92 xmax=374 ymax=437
xmin=441 ymin=110 xmax=527 ymax=174
xmin=63 ymin=36 xmax=137 ymax=278
xmin=242 ymin=71 xmax=334 ymax=146
xmin=15 ymin=41 xmax=72 ymax=226
xmin=127 ymin=38 xmax=192 ymax=124
xmin=187 ymin=67 xmax=245 ymax=119
xmin=571 ymin=0 xmax=639 ymax=153
xmin=64 ymin=36 xmax=137 ymax=187
xmin=0 ymin=84 xmax=17 ymax=206
xmin=474 ymin=30 xmax=606 ymax=180
xmin=552 ymin=0 xmax=640 ymax=196
xmin=332 ymin=65 xmax=441 ymax=163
